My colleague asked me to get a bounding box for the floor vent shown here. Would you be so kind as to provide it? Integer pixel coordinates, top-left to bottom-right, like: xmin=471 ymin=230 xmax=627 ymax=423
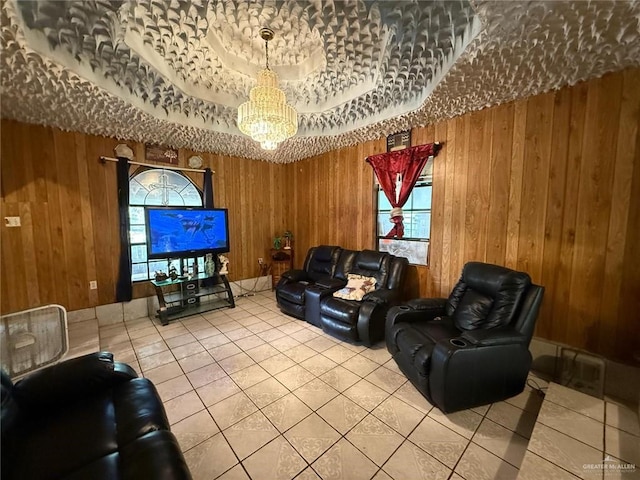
xmin=559 ymin=347 xmax=605 ymax=398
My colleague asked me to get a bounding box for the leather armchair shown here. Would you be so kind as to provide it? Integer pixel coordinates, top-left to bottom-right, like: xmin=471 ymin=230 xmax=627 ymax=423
xmin=1 ymin=352 xmax=191 ymax=480
xmin=276 ymin=245 xmax=342 ymax=319
xmin=386 ymin=262 xmax=544 ymax=413
xmin=319 ymin=250 xmax=408 ymax=345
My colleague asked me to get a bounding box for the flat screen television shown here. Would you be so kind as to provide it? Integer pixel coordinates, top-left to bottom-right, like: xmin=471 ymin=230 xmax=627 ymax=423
xmin=145 ymin=207 xmax=230 ymax=259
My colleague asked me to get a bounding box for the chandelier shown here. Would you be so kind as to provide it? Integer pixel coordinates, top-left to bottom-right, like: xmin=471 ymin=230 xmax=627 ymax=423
xmin=237 ymin=28 xmax=298 ymax=150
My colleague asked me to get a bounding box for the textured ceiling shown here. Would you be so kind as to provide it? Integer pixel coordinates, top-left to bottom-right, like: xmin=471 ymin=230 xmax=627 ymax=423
xmin=1 ymin=1 xmax=639 ymax=163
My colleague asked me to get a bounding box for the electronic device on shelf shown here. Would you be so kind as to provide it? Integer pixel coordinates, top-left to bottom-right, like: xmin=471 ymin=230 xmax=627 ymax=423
xmin=145 ymin=207 xmax=230 ymax=259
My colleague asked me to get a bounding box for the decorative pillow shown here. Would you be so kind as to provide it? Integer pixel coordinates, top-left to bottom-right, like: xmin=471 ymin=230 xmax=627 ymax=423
xmin=332 ymin=274 xmax=377 ymax=301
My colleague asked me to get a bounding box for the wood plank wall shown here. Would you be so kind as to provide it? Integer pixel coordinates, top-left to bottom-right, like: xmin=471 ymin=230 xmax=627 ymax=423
xmin=1 ymin=67 xmax=638 ymax=362
xmin=285 ymin=68 xmax=640 ymax=363
xmin=288 ymin=138 xmax=385 ymax=258
xmin=1 ymin=128 xmax=290 ymax=312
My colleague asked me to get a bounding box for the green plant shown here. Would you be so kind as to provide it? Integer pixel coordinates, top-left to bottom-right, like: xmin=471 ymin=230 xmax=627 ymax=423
xmin=273 ymin=236 xmax=282 ymax=250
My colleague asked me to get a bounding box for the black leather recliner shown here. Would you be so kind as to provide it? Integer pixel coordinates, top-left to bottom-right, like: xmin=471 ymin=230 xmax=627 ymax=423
xmin=276 ymin=245 xmax=342 ymax=320
xmin=1 ymin=352 xmax=192 ymax=480
xmin=303 ymin=249 xmax=358 ymax=327
xmin=319 ymin=250 xmax=408 ymax=345
xmin=386 ymin=262 xmax=544 ymax=413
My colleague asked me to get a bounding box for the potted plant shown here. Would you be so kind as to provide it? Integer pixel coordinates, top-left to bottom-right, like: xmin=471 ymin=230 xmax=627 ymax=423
xmin=273 ymin=236 xmax=282 ymax=250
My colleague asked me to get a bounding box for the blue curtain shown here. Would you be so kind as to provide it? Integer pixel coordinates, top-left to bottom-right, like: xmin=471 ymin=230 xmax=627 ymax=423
xmin=203 ymin=167 xmax=214 ymax=208
xmin=202 ymin=167 xmax=216 ymax=286
xmin=115 ymin=157 xmax=132 ymax=302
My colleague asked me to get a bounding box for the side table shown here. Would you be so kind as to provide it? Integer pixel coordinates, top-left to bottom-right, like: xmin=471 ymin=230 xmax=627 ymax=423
xmin=270 ymin=248 xmax=293 ymax=290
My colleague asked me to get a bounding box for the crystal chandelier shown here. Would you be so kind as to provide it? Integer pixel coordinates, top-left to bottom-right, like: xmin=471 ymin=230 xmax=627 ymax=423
xmin=237 ymin=28 xmax=298 ymax=150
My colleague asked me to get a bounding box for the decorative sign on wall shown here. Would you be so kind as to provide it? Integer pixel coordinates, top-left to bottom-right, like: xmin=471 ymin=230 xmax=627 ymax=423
xmin=145 ymin=144 xmax=178 ymax=164
xmin=387 ymin=130 xmax=411 ymax=152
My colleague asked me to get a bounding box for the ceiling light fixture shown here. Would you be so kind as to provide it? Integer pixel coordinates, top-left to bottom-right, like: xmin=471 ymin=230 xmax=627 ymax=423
xmin=237 ymin=28 xmax=298 ymax=151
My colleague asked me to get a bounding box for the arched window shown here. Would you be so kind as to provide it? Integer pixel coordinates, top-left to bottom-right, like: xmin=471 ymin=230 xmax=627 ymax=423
xmin=129 ymin=168 xmax=203 ymax=281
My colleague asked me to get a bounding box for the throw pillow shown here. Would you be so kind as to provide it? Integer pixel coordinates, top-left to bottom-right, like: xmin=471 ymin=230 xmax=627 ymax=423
xmin=332 ymin=274 xmax=377 ymax=301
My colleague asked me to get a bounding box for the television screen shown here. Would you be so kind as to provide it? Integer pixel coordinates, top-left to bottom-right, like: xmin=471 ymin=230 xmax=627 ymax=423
xmin=145 ymin=207 xmax=230 ymax=259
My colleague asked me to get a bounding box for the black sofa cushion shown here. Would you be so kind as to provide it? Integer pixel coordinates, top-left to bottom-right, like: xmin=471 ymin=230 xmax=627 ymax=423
xmin=390 ymin=317 xmax=460 ymax=373
xmin=277 ymin=282 xmax=307 ymax=305
xmin=276 ymin=245 xmax=343 ymax=320
xmin=1 ymin=352 xmax=191 ymax=480
xmin=349 ymin=250 xmax=391 ymax=287
xmin=447 ymin=262 xmax=531 ymax=331
xmin=452 ymin=289 xmax=494 ymax=330
xmin=307 ymin=245 xmax=342 ymax=281
xmin=353 ymin=250 xmax=384 ymax=271
xmin=320 ymin=297 xmax=361 ymax=325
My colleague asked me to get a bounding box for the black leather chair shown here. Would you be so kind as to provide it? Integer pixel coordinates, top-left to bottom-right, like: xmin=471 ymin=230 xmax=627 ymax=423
xmin=276 ymin=245 xmax=342 ymax=319
xmin=319 ymin=250 xmax=408 ymax=345
xmin=1 ymin=352 xmax=192 ymax=480
xmin=386 ymin=262 xmax=544 ymax=413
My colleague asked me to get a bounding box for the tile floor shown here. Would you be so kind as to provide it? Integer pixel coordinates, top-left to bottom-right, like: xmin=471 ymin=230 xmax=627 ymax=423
xmin=65 ymin=292 xmax=637 ymax=480
xmin=519 ymin=383 xmax=640 ymax=480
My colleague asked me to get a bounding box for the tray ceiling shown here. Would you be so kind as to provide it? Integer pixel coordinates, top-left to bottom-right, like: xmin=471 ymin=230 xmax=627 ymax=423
xmin=1 ymin=0 xmax=639 ymax=163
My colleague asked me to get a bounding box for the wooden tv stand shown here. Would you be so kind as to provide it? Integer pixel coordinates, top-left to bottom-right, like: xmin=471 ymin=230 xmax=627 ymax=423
xmin=151 ymin=272 xmax=235 ymax=325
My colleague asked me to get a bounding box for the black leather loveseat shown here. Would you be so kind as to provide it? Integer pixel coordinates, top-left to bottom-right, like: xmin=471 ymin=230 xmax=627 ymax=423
xmin=1 ymin=352 xmax=192 ymax=480
xmin=276 ymin=246 xmax=408 ymax=345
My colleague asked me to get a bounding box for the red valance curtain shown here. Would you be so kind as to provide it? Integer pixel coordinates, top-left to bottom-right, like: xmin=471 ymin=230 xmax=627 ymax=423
xmin=366 ymin=143 xmax=441 ymax=238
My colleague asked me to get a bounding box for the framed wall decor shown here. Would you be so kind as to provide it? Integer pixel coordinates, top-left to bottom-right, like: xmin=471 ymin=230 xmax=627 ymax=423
xmin=387 ymin=130 xmax=411 ymax=152
xmin=145 ymin=144 xmax=179 ymax=164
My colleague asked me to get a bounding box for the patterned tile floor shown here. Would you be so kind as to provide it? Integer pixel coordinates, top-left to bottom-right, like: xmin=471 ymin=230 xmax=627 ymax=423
xmin=519 ymin=383 xmax=640 ymax=480
xmin=67 ymin=291 xmax=583 ymax=480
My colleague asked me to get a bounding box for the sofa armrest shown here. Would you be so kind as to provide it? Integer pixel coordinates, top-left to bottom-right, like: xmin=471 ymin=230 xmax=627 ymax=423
xmin=115 ymin=361 xmax=139 ymax=378
xmin=13 ymin=352 xmax=137 ymax=407
xmin=460 ymin=327 xmax=527 ymax=347
xmin=429 ymin=338 xmax=532 ymax=412
xmin=315 ymin=277 xmax=346 ymax=289
xmin=281 ymin=269 xmax=309 ymax=282
xmin=405 ymin=298 xmax=447 ymax=315
xmin=385 ymin=298 xmax=446 ymax=329
xmin=363 ymin=289 xmax=397 ymax=305
xmin=120 ymin=430 xmax=193 ymax=480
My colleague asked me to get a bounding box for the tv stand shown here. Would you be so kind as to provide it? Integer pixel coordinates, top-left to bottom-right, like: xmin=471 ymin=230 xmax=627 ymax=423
xmin=151 ymin=272 xmax=235 ymax=325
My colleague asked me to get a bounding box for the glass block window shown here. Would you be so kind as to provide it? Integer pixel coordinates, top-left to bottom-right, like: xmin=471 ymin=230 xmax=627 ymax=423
xmin=129 ymin=169 xmax=203 ymax=282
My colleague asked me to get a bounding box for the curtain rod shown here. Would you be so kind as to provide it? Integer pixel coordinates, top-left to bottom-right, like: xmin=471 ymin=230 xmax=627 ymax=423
xmin=99 ymin=156 xmax=213 ymax=174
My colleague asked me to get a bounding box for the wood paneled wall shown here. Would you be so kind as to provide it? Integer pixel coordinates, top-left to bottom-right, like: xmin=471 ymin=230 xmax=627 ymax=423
xmin=285 ymin=68 xmax=640 ymax=363
xmin=1 ymin=125 xmax=290 ymax=312
xmin=1 ymin=68 xmax=638 ymax=362
xmin=287 ymin=138 xmax=384 ymax=258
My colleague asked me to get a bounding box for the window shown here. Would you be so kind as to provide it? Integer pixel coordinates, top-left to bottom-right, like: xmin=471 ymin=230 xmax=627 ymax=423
xmin=129 ymin=169 xmax=204 ymax=282
xmin=376 ymin=158 xmax=433 ymax=265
